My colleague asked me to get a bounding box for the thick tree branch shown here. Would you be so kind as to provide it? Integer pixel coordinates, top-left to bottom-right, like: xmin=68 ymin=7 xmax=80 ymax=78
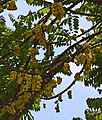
xmin=12 ymin=94 xmax=35 ymax=120
xmin=87 ymin=0 xmax=102 ymax=5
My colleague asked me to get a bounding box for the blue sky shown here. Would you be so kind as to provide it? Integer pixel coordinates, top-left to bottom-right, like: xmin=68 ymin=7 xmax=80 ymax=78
xmin=2 ymin=0 xmax=101 ymax=120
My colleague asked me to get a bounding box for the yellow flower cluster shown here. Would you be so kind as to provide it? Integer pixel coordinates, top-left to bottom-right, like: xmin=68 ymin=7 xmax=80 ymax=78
xmin=13 ymin=44 xmax=20 ymax=56
xmin=75 ymin=43 xmax=96 ymax=74
xmin=24 ymin=73 xmax=32 ymax=90
xmin=1 ymin=105 xmax=16 ymax=116
xmin=29 ymin=47 xmax=39 ymax=65
xmin=25 ymin=23 xmax=47 ymax=48
xmin=44 ymin=80 xmax=57 ymax=97
xmin=63 ymin=62 xmax=70 ymax=72
xmin=50 ymin=80 xmax=57 ymax=88
xmin=41 ymin=23 xmax=49 ymax=33
xmin=75 ymin=53 xmax=85 ymax=65
xmin=14 ymin=92 xmax=31 ymax=110
xmin=6 ymin=73 xmax=43 ymax=115
xmin=10 ymin=71 xmax=17 ymax=81
xmin=7 ymin=1 xmax=17 ymax=10
xmin=35 ymin=24 xmax=46 ymax=48
xmin=51 ymin=2 xmax=65 ymax=20
xmin=74 ymin=72 xmax=80 ymax=81
xmin=17 ymin=74 xmax=43 ymax=96
xmin=23 ymin=91 xmax=31 ymax=102
xmin=84 ymin=62 xmax=91 ymax=74
xmin=11 ymin=72 xmax=31 ymax=97
xmin=32 ymin=75 xmax=43 ymax=92
xmin=83 ymin=43 xmax=95 ymax=62
xmin=17 ymin=73 xmax=23 ymax=84
xmin=29 ymin=48 xmax=39 ymax=58
xmin=44 ymin=83 xmax=53 ymax=97
xmin=17 ymin=73 xmax=32 ymax=94
xmin=25 ymin=28 xmax=34 ymax=38
xmin=0 ymin=6 xmax=4 ymax=13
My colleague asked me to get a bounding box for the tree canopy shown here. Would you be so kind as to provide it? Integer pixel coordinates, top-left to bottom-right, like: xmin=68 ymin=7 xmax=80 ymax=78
xmin=0 ymin=0 xmax=102 ymax=120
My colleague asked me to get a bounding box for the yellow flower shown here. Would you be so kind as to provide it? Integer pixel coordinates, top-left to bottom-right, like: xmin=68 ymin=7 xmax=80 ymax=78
xmin=34 ymin=24 xmax=46 ymax=48
xmin=29 ymin=48 xmax=39 ymax=57
xmin=50 ymin=80 xmax=57 ymax=88
xmin=44 ymin=84 xmax=52 ymax=97
xmin=13 ymin=44 xmax=20 ymax=56
xmin=17 ymin=73 xmax=23 ymax=84
xmin=10 ymin=71 xmax=17 ymax=81
xmin=24 ymin=73 xmax=31 ymax=81
xmin=23 ymin=92 xmax=31 ymax=102
xmin=51 ymin=2 xmax=65 ymax=20
xmin=84 ymin=63 xmax=91 ymax=74
xmin=32 ymin=75 xmax=43 ymax=92
xmin=1 ymin=105 xmax=16 ymax=115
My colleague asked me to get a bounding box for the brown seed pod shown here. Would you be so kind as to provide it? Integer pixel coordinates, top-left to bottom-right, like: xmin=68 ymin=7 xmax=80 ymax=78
xmin=55 ymin=103 xmax=60 ymax=113
xmin=43 ymin=103 xmax=46 ymax=108
xmin=58 ymin=94 xmax=63 ymax=102
xmin=67 ymin=90 xmax=72 ymax=99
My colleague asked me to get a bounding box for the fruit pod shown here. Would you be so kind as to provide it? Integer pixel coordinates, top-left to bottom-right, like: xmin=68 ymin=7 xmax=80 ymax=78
xmin=55 ymin=103 xmax=60 ymax=113
xmin=58 ymin=94 xmax=63 ymax=102
xmin=67 ymin=90 xmax=72 ymax=99
xmin=43 ymin=103 xmax=46 ymax=108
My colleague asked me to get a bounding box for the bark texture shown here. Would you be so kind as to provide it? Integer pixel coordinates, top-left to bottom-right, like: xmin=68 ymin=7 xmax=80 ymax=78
xmin=87 ymin=0 xmax=102 ymax=5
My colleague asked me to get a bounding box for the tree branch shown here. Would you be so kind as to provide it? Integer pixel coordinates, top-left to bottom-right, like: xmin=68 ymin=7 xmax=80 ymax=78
xmin=10 ymin=41 xmax=102 ymax=119
xmin=43 ymin=31 xmax=102 ymax=74
xmin=77 ymin=22 xmax=101 ymax=38
xmin=37 ymin=0 xmax=52 ymax=5
xmin=69 ymin=9 xmax=102 ymax=17
xmin=87 ymin=0 xmax=102 ymax=5
xmin=42 ymin=61 xmax=86 ymax=100
xmin=43 ymin=80 xmax=76 ymax=100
